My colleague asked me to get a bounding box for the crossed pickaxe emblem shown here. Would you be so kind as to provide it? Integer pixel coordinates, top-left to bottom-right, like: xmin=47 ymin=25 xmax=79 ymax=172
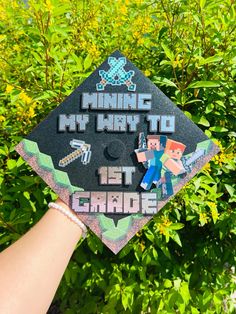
xmin=96 ymin=57 xmax=136 ymax=91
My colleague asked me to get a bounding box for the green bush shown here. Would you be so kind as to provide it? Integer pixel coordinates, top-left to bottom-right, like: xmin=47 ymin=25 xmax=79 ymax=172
xmin=0 ymin=0 xmax=235 ymax=313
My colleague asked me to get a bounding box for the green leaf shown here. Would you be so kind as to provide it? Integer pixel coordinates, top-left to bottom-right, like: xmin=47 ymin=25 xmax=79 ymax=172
xmin=7 ymin=159 xmax=17 ymax=170
xmin=118 ymin=243 xmax=133 ymax=258
xmin=16 ymin=157 xmax=25 ymax=167
xmin=225 ymin=184 xmax=235 ymax=197
xmin=121 ymin=286 xmax=134 ymax=311
xmin=72 ymin=54 xmax=83 ymax=72
xmin=168 ymin=290 xmax=182 ymax=308
xmin=184 ymin=111 xmax=192 ymax=119
xmin=163 ymin=279 xmax=172 ymax=288
xmin=199 ymin=55 xmax=223 ymax=65
xmin=160 ymin=60 xmax=172 ymax=66
xmin=142 ymin=292 xmax=150 ymax=311
xmin=204 ymin=130 xmax=212 ymax=138
xmin=0 ymin=235 xmax=12 ymax=245
xmin=205 ymin=103 xmax=214 ymax=114
xmin=0 ymin=146 xmax=8 ymax=156
xmin=192 ymin=14 xmax=202 ymax=25
xmin=84 ymin=54 xmax=93 ymax=71
xmin=192 ymin=115 xmax=210 ymax=127
xmin=161 ymin=43 xmax=174 ymax=61
xmin=180 ymin=282 xmax=190 ymax=304
xmin=87 ymin=234 xmax=103 ymax=254
xmin=142 ymin=248 xmax=152 ymax=265
xmin=191 ymin=306 xmax=200 ymax=314
xmin=202 ymin=289 xmax=212 ymax=306
xmin=155 ymin=237 xmax=171 ymax=259
xmin=170 ymin=231 xmax=182 ymax=247
xmin=187 ymin=81 xmax=221 ymax=88
xmin=200 ymin=0 xmax=206 ymax=9
xmin=152 ymin=246 xmax=158 ymax=260
xmin=209 ymin=126 xmax=228 ymax=132
xmin=31 ymin=51 xmax=44 ymax=65
xmin=169 ymin=223 xmax=185 ymax=230
xmin=64 ymin=268 xmax=71 ymax=286
xmin=213 ymin=293 xmax=222 ymax=306
xmin=154 ymin=76 xmax=177 ymax=88
xmin=145 ymin=230 xmax=154 ymax=242
xmin=193 ymin=177 xmax=202 ymax=191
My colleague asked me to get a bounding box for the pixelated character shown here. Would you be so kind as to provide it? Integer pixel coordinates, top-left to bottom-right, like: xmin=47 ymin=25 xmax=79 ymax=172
xmin=159 ymin=139 xmax=186 ymax=198
xmin=96 ymin=57 xmax=136 ymax=91
xmin=135 ymin=134 xmax=167 ymax=190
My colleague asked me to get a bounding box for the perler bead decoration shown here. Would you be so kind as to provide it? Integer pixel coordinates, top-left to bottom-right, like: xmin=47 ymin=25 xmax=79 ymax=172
xmin=96 ymin=57 xmax=136 ymax=91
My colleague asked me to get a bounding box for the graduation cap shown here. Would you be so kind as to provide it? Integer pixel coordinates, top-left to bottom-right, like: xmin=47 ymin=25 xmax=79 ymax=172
xmin=15 ymin=50 xmax=220 ymax=254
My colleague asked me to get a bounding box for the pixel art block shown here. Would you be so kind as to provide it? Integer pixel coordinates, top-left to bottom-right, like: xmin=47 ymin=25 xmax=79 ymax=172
xmin=15 ymin=50 xmax=220 ymax=254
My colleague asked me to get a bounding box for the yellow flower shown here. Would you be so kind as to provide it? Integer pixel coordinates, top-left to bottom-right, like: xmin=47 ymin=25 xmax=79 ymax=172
xmin=207 ymin=202 xmax=217 ymax=210
xmin=145 ymin=16 xmax=151 ymax=26
xmin=199 ymin=212 xmax=208 ymax=225
xmin=137 ymin=37 xmax=144 ymax=45
xmin=0 ymin=34 xmax=6 ymax=41
xmin=213 ymin=151 xmax=230 ymax=167
xmin=159 ymin=224 xmax=169 ymax=237
xmin=163 ymin=218 xmax=172 ymax=227
xmin=207 ymin=202 xmax=219 ymax=222
xmin=16 ymin=104 xmax=25 ymax=121
xmin=213 ymin=139 xmax=223 ymax=151
xmin=157 ymin=217 xmax=172 ymax=235
xmin=203 ymin=162 xmax=211 ymax=172
xmin=133 ymin=31 xmax=140 ymax=39
xmin=123 ymin=48 xmax=130 ymax=57
xmin=0 ymin=115 xmax=6 ymax=122
xmin=15 ymin=101 xmax=36 ymax=122
xmin=6 ymin=84 xmax=14 ymax=94
xmin=11 ymin=0 xmax=19 ymax=9
xmin=87 ymin=44 xmax=100 ymax=59
xmin=136 ymin=231 xmax=142 ymax=237
xmin=114 ymin=19 xmax=123 ymax=27
xmin=45 ymin=0 xmax=53 ymax=12
xmin=135 ymin=17 xmax=142 ymax=27
xmin=89 ymin=19 xmax=99 ymax=30
xmin=0 ymin=7 xmax=6 ymax=21
xmin=28 ymin=107 xmax=36 ymax=118
xmin=19 ymin=91 xmax=32 ymax=104
xmin=139 ymin=241 xmax=145 ymax=252
xmin=159 ymin=225 xmax=165 ymax=235
xmin=144 ymin=69 xmax=151 ymax=77
xmin=80 ymin=39 xmax=87 ymax=50
xmin=120 ymin=5 xmax=128 ymax=15
xmin=211 ymin=208 xmax=219 ymax=222
xmin=13 ymin=45 xmax=21 ymax=52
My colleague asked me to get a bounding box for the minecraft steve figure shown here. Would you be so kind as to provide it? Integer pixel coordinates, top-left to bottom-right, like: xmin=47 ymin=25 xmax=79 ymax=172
xmin=135 ymin=135 xmax=167 ymax=190
xmin=160 ymin=139 xmax=186 ymax=198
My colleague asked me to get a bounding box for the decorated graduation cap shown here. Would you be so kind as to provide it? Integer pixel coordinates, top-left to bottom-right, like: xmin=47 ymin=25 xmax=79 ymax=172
xmin=15 ymin=50 xmax=220 ymax=254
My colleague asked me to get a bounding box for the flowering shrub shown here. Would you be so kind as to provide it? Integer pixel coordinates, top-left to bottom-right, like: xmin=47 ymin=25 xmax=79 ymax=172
xmin=0 ymin=0 xmax=235 ymax=313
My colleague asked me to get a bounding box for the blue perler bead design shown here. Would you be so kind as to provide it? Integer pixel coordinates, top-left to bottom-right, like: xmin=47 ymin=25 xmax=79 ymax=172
xmin=96 ymin=57 xmax=136 ymax=91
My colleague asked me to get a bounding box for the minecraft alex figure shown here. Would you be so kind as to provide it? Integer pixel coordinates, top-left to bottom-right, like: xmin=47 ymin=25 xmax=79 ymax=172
xmin=135 ymin=135 xmax=167 ymax=190
xmin=160 ymin=139 xmax=186 ymax=198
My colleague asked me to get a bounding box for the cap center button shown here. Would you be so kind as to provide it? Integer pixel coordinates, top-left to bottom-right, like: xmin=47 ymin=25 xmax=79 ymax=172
xmin=106 ymin=140 xmax=125 ymax=159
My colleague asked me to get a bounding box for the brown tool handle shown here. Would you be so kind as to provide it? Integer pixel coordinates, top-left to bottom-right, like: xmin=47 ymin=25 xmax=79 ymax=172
xmin=59 ymin=149 xmax=82 ymax=167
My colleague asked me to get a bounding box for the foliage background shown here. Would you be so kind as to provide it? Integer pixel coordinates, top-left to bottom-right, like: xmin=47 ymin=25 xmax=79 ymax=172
xmin=0 ymin=0 xmax=235 ymax=313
